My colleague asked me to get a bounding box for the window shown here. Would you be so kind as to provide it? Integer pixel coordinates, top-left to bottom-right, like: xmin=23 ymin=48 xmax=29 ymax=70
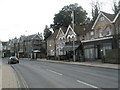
xmin=82 ymin=35 xmax=85 ymax=40
xmin=100 ymin=17 xmax=105 ymax=21
xmin=103 ymin=43 xmax=112 ymax=56
xmin=90 ymin=31 xmax=94 ymax=40
xmin=67 ymin=35 xmax=71 ymax=39
xmin=105 ymin=27 xmax=111 ymax=36
xmin=98 ymin=28 xmax=103 ymax=37
xmin=59 ymin=37 xmax=62 ymax=40
xmin=71 ymin=34 xmax=75 ymax=38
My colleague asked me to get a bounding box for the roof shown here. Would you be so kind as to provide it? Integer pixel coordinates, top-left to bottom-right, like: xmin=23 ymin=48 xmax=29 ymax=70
xmin=62 ymin=41 xmax=81 ymax=51
xmin=74 ymin=23 xmax=92 ymax=36
xmin=19 ymin=35 xmax=26 ymax=42
xmin=113 ymin=11 xmax=120 ymax=23
xmin=101 ymin=11 xmax=115 ymax=21
xmin=2 ymin=42 xmax=8 ymax=46
xmin=92 ymin=11 xmax=115 ymax=29
xmin=24 ymin=34 xmax=36 ymax=40
xmin=10 ymin=38 xmax=18 ymax=43
xmin=56 ymin=27 xmax=66 ymax=39
xmin=60 ymin=27 xmax=67 ymax=34
xmin=46 ymin=30 xmax=59 ymax=40
xmin=65 ymin=25 xmax=76 ymax=36
xmin=24 ymin=33 xmax=42 ymax=40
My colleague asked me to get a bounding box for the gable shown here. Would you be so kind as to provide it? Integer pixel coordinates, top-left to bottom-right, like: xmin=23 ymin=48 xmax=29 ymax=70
xmin=56 ymin=28 xmax=65 ymax=39
xmin=92 ymin=12 xmax=113 ymax=29
xmin=113 ymin=11 xmax=120 ymax=23
xmin=32 ymin=34 xmax=41 ymax=40
xmin=65 ymin=25 xmax=76 ymax=37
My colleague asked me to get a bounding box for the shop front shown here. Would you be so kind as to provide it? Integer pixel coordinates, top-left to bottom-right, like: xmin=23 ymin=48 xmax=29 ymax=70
xmin=82 ymin=37 xmax=113 ymax=61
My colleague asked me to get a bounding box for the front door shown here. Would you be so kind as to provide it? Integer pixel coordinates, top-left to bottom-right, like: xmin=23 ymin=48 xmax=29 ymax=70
xmin=97 ymin=45 xmax=103 ymax=59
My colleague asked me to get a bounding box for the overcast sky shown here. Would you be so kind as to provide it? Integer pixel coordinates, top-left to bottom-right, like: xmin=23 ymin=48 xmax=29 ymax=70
xmin=0 ymin=0 xmax=118 ymax=41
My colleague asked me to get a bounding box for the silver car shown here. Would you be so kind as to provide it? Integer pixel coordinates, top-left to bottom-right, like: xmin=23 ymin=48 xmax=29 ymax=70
xmin=8 ymin=57 xmax=19 ymax=64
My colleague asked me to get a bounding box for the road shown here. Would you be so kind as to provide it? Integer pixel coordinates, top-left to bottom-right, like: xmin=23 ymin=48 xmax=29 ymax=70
xmin=2 ymin=58 xmax=119 ymax=89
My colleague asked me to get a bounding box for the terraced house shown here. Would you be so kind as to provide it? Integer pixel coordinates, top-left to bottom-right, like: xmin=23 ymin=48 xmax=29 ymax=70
xmin=47 ymin=24 xmax=89 ymax=61
xmin=47 ymin=30 xmax=58 ymax=59
xmin=8 ymin=33 xmax=45 ymax=59
xmin=82 ymin=11 xmax=120 ymax=63
xmin=47 ymin=11 xmax=120 ymax=63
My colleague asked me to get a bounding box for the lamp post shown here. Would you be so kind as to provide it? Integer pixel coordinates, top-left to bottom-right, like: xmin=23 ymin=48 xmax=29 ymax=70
xmin=25 ymin=30 xmax=29 ymax=59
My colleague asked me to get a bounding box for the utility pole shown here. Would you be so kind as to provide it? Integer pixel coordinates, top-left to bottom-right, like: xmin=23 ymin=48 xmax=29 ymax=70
xmin=71 ymin=10 xmax=76 ymax=62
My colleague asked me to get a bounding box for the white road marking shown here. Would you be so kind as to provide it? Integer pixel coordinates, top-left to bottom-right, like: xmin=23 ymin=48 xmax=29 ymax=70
xmin=47 ymin=69 xmax=63 ymax=76
xmin=77 ymin=80 xmax=99 ymax=88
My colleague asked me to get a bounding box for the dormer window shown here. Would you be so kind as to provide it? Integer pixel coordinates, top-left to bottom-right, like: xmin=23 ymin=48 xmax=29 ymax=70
xmin=105 ymin=27 xmax=111 ymax=36
xmin=98 ymin=28 xmax=103 ymax=37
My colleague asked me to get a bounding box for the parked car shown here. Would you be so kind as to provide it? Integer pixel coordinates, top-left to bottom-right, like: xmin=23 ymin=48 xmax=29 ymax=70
xmin=8 ymin=57 xmax=19 ymax=64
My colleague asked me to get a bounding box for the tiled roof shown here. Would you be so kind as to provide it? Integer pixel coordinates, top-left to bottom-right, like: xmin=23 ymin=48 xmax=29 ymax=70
xmin=46 ymin=30 xmax=59 ymax=40
xmin=24 ymin=34 xmax=36 ymax=40
xmin=74 ymin=24 xmax=92 ymax=36
xmin=60 ymin=27 xmax=67 ymax=34
xmin=101 ymin=11 xmax=115 ymax=21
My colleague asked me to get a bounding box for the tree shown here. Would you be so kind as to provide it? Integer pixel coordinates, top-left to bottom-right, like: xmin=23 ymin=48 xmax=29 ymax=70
xmin=90 ymin=0 xmax=102 ymax=24
xmin=43 ymin=25 xmax=52 ymax=40
xmin=50 ymin=3 xmax=88 ymax=30
xmin=112 ymin=0 xmax=120 ymax=15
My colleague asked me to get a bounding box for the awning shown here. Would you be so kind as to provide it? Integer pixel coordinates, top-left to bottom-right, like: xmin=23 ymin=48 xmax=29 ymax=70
xmin=62 ymin=46 xmax=79 ymax=51
xmin=81 ymin=36 xmax=113 ymax=45
xmin=19 ymin=50 xmax=23 ymax=53
xmin=62 ymin=41 xmax=81 ymax=51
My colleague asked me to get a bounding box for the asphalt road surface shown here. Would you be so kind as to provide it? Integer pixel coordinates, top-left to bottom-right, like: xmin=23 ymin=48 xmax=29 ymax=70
xmin=2 ymin=58 xmax=119 ymax=89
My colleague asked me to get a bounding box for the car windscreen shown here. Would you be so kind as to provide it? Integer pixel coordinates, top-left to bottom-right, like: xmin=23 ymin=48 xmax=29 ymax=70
xmin=10 ymin=57 xmax=17 ymax=60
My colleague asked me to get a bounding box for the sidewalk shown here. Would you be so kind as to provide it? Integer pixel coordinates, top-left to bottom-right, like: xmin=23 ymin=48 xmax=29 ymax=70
xmin=2 ymin=63 xmax=19 ymax=88
xmin=0 ymin=59 xmax=2 ymax=89
xmin=37 ymin=58 xmax=119 ymax=70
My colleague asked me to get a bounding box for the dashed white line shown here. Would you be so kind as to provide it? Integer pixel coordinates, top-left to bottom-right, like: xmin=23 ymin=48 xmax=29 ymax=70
xmin=47 ymin=69 xmax=63 ymax=76
xmin=77 ymin=80 xmax=99 ymax=89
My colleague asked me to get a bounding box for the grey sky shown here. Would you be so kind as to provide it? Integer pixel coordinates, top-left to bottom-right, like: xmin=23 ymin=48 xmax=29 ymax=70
xmin=0 ymin=0 xmax=118 ymax=41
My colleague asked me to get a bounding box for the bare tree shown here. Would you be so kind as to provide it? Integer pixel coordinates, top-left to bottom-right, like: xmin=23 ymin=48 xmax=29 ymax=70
xmin=90 ymin=0 xmax=103 ymax=23
xmin=112 ymin=0 xmax=120 ymax=14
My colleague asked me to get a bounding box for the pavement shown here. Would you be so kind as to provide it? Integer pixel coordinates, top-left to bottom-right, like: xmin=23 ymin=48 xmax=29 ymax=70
xmin=37 ymin=58 xmax=119 ymax=70
xmin=1 ymin=59 xmax=19 ymax=88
